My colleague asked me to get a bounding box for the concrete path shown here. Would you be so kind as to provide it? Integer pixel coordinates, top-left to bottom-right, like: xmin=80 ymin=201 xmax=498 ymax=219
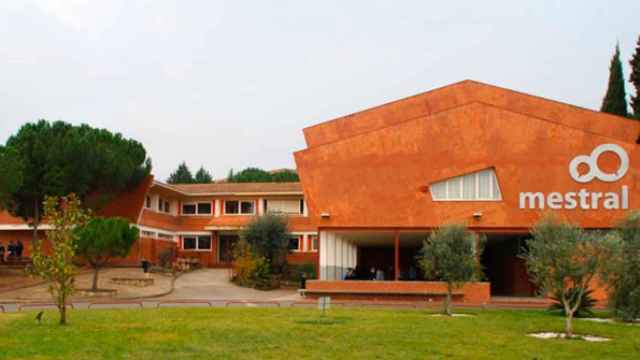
xmin=158 ymin=268 xmax=299 ymax=301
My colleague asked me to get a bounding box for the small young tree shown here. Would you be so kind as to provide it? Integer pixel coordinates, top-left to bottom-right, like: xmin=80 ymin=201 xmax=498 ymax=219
xmin=240 ymin=213 xmax=291 ymax=274
xmin=75 ymin=217 xmax=139 ymax=291
xmin=603 ymin=212 xmax=640 ymax=322
xmin=419 ymin=224 xmax=484 ymax=316
xmin=30 ymin=194 xmax=90 ymax=325
xmin=522 ymin=216 xmax=612 ymax=338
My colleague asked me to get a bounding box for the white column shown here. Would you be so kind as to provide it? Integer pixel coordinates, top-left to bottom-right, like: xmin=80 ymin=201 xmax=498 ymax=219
xmin=214 ymin=200 xmax=221 ymax=217
xmin=258 ymin=198 xmax=264 ymax=215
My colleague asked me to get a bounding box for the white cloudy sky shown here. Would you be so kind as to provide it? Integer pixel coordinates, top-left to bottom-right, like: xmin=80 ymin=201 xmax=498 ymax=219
xmin=1 ymin=1 xmax=639 ymax=181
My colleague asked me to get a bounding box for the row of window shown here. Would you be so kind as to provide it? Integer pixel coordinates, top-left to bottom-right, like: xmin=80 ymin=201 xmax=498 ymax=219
xmin=146 ymin=198 xmax=305 ymax=216
xmin=180 ymin=235 xmax=318 ymax=252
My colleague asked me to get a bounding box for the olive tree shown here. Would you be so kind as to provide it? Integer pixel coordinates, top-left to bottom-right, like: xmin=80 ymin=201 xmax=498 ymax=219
xmin=30 ymin=194 xmax=90 ymax=325
xmin=522 ymin=216 xmax=613 ymax=338
xmin=76 ymin=217 xmax=139 ymax=291
xmin=602 ymin=212 xmax=640 ymax=322
xmin=419 ymin=224 xmax=484 ymax=316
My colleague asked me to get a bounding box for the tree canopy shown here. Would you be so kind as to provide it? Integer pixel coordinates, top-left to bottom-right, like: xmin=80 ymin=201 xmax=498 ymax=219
xmin=75 ymin=217 xmax=139 ymax=291
xmin=630 ymin=35 xmax=640 ymax=119
xmin=0 ymin=120 xmax=151 ymax=242
xmin=227 ymin=167 xmax=299 ymax=183
xmin=240 ymin=213 xmax=291 ymax=273
xmin=167 ymin=162 xmax=213 ymax=184
xmin=194 ymin=166 xmax=213 ymax=183
xmin=601 ymin=44 xmax=629 ymax=117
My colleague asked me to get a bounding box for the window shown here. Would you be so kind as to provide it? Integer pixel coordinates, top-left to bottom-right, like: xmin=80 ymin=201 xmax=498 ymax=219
xmin=310 ymin=235 xmax=318 ymax=252
xmin=164 ymin=200 xmax=170 ymax=213
xmin=158 ymin=233 xmax=173 ymax=241
xmin=182 ymin=235 xmax=211 ymax=250
xmin=145 ymin=196 xmax=151 ymax=209
xmin=265 ymin=199 xmax=302 ymax=215
xmin=288 ymin=236 xmax=301 ymax=252
xmin=224 ymin=200 xmax=255 ymax=215
xmin=182 ymin=203 xmax=196 ymax=215
xmin=182 ymin=202 xmax=212 ymax=215
xmin=141 ymin=230 xmax=155 ymax=238
xmin=430 ymin=168 xmax=502 ymax=201
xmin=157 ymin=197 xmax=164 ymax=212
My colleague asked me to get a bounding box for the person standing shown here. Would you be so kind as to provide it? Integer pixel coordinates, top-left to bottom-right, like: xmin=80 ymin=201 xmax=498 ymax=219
xmin=0 ymin=242 xmax=5 ymax=262
xmin=7 ymin=240 xmax=15 ymax=259
xmin=16 ymin=240 xmax=23 ymax=258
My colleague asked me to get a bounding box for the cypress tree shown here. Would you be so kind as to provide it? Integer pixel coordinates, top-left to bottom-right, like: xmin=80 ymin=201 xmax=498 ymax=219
xmin=601 ymin=44 xmax=629 ymax=118
xmin=629 ymin=35 xmax=640 ymax=119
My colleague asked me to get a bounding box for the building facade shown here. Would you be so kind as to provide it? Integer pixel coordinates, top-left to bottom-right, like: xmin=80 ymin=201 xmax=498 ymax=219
xmin=2 ymin=80 xmax=637 ymax=302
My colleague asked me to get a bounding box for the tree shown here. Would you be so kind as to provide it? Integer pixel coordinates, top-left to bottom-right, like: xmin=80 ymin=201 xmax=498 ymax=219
xmin=227 ymin=167 xmax=300 ymax=183
xmin=30 ymin=194 xmax=90 ymax=325
xmin=602 ymin=212 xmax=640 ymax=322
xmin=630 ymin=35 xmax=640 ymax=119
xmin=418 ymin=224 xmax=484 ymax=316
xmin=75 ymin=217 xmax=139 ymax=291
xmin=240 ymin=213 xmax=291 ymax=273
xmin=0 ymin=120 xmax=151 ymax=245
xmin=167 ymin=162 xmax=194 ymax=184
xmin=601 ymin=44 xmax=629 ymax=117
xmin=522 ymin=216 xmax=613 ymax=338
xmin=194 ymin=166 xmax=213 ymax=183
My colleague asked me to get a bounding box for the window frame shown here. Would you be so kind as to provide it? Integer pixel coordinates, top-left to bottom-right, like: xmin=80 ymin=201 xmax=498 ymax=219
xmin=288 ymin=236 xmax=302 ymax=252
xmin=264 ymin=199 xmax=304 ymax=216
xmin=430 ymin=168 xmax=502 ymax=202
xmin=223 ymin=200 xmax=256 ymax=216
xmin=309 ymin=235 xmax=318 ymax=252
xmin=181 ymin=202 xmax=213 ymax=216
xmin=181 ymin=235 xmax=212 ymax=251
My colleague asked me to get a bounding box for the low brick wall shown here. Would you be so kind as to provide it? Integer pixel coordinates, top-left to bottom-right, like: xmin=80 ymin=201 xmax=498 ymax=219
xmin=304 ymin=280 xmax=491 ymax=303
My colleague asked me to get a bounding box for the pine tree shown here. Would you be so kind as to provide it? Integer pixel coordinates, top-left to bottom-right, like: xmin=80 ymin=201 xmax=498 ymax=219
xmin=167 ymin=162 xmax=194 ymax=184
xmin=194 ymin=166 xmax=213 ymax=183
xmin=601 ymin=44 xmax=629 ymax=117
xmin=629 ymin=35 xmax=640 ymax=119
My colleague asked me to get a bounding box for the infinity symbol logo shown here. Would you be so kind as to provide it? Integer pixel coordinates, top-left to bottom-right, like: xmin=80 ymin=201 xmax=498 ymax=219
xmin=569 ymin=144 xmax=629 ymax=183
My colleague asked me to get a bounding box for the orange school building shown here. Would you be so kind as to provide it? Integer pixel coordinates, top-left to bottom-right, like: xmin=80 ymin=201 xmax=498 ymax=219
xmin=2 ymin=80 xmax=638 ymax=303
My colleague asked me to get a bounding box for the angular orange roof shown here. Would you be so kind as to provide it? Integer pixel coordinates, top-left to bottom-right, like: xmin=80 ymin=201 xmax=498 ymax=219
xmin=154 ymin=181 xmax=303 ymax=195
xmin=302 ymin=80 xmax=640 ymax=148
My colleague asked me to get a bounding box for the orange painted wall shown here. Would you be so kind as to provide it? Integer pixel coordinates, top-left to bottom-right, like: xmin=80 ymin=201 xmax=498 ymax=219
xmin=295 ymin=102 xmax=639 ymax=230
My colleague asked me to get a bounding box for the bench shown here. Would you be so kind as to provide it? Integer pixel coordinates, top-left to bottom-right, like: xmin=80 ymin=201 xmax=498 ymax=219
xmin=299 ymin=289 xmax=464 ymax=298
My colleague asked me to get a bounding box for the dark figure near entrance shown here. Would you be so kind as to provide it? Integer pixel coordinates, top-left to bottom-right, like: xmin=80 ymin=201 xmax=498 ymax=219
xmin=16 ymin=240 xmax=23 ymax=258
xmin=369 ymin=267 xmax=376 ymax=280
xmin=344 ymin=268 xmax=356 ymax=280
xmin=7 ymin=240 xmax=16 ymax=258
xmin=0 ymin=242 xmax=5 ymax=262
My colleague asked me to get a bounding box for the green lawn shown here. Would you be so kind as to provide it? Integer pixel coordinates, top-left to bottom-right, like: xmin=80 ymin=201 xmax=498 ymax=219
xmin=0 ymin=307 xmax=639 ymax=359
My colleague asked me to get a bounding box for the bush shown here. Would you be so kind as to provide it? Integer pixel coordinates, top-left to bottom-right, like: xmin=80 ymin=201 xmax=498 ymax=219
xmin=604 ymin=212 xmax=640 ymax=322
xmin=232 ymin=239 xmax=279 ymax=290
xmin=240 ymin=213 xmax=290 ymax=274
xmin=158 ymin=248 xmax=176 ymax=269
xmin=283 ymin=263 xmax=317 ymax=282
xmin=548 ymin=288 xmax=596 ymax=318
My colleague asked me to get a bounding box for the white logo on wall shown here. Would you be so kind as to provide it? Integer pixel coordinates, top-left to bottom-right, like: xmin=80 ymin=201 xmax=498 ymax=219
xmin=520 ymin=144 xmax=629 ymax=210
xmin=568 ymin=143 xmax=629 ymax=183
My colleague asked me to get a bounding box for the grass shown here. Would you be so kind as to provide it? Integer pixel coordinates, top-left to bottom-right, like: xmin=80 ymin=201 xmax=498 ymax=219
xmin=1 ymin=307 xmax=639 ymax=359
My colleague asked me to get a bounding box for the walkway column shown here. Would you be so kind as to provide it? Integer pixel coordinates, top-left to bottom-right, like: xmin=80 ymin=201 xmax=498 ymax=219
xmin=394 ymin=230 xmax=400 ymax=281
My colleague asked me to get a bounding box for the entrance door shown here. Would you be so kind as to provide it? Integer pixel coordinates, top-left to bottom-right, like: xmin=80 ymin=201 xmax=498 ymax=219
xmin=218 ymin=234 xmax=239 ymax=264
xmin=481 ymin=235 xmax=537 ymax=297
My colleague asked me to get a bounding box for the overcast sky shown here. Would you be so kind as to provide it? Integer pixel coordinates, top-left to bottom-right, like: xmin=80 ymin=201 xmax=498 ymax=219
xmin=1 ymin=1 xmax=639 ymax=181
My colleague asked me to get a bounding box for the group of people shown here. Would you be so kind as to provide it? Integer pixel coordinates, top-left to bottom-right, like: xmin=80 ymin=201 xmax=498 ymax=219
xmin=0 ymin=240 xmax=24 ymax=262
xmin=343 ymin=266 xmax=388 ymax=280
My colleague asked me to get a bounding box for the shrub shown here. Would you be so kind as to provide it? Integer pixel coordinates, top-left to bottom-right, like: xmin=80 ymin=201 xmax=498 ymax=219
xmin=158 ymin=247 xmax=176 ymax=269
xmin=231 ymin=239 xmax=278 ymax=290
xmin=283 ymin=263 xmax=317 ymax=282
xmin=548 ymin=288 xmax=596 ymax=318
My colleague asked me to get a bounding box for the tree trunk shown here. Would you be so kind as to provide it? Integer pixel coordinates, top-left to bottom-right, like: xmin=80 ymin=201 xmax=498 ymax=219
xmin=59 ymin=292 xmax=67 ymax=326
xmin=91 ymin=265 xmax=100 ymax=291
xmin=32 ymin=199 xmax=40 ymax=246
xmin=444 ymin=282 xmax=453 ymax=316
xmin=563 ymin=300 xmax=574 ymax=338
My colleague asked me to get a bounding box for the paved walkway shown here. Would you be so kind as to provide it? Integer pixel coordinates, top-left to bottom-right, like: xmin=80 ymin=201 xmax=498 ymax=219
xmin=158 ymin=268 xmax=299 ymax=301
